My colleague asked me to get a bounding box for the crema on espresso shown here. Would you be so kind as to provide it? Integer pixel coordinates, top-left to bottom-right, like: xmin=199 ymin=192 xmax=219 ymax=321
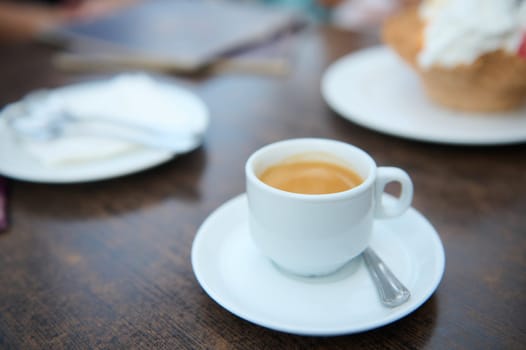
xmin=259 ymin=159 xmax=363 ymax=195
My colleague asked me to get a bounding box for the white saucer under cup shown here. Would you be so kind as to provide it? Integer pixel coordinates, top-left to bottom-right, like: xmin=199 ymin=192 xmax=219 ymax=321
xmin=191 ymin=194 xmax=445 ymax=335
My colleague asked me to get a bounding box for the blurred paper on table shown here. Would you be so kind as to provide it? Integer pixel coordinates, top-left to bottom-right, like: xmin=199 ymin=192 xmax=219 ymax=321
xmin=39 ymin=0 xmax=304 ymax=73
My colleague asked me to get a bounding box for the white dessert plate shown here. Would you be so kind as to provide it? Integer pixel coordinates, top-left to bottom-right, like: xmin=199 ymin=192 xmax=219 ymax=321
xmin=191 ymin=194 xmax=445 ymax=336
xmin=0 ymin=74 xmax=209 ymax=183
xmin=321 ymin=46 xmax=526 ymax=145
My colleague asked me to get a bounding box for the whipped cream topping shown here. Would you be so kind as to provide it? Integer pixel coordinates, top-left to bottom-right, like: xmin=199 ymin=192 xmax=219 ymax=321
xmin=418 ymin=0 xmax=526 ymax=69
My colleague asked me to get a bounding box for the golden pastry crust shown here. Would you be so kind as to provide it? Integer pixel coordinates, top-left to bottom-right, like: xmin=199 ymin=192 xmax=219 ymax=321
xmin=382 ymin=6 xmax=526 ymax=112
xmin=382 ymin=6 xmax=423 ymax=68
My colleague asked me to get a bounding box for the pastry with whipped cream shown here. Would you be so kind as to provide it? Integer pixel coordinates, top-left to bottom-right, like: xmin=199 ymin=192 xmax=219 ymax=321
xmin=383 ymin=0 xmax=526 ymax=112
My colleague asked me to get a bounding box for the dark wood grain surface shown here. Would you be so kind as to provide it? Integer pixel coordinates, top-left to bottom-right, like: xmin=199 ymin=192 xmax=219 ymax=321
xmin=1 ymin=27 xmax=525 ymax=349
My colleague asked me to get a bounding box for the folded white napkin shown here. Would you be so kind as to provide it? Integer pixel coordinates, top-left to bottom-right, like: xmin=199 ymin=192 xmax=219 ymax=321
xmin=13 ymin=74 xmax=206 ymax=166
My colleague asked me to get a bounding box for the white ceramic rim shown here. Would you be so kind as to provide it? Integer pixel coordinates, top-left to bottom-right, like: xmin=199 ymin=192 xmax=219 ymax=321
xmin=245 ymin=138 xmax=377 ymax=202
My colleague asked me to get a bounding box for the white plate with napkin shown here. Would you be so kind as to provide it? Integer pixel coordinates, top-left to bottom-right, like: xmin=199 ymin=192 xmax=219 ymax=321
xmin=0 ymin=73 xmax=209 ymax=183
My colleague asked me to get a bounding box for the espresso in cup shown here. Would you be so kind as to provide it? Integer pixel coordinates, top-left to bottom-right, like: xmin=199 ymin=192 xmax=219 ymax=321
xmin=246 ymin=138 xmax=413 ymax=276
xmin=258 ymin=156 xmax=363 ymax=195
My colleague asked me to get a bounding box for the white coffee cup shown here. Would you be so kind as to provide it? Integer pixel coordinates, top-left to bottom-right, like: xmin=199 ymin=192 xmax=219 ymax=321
xmin=245 ymin=138 xmax=413 ymax=276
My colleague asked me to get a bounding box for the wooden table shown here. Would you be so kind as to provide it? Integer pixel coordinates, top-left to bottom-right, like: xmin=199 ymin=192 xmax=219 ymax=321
xmin=1 ymin=27 xmax=525 ymax=349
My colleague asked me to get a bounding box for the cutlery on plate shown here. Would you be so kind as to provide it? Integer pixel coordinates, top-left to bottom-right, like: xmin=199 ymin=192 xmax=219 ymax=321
xmin=6 ymin=91 xmax=201 ymax=153
xmin=362 ymin=247 xmax=410 ymax=308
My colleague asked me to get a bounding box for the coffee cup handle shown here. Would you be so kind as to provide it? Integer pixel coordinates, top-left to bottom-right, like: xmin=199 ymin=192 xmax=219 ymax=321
xmin=374 ymin=167 xmax=414 ymax=219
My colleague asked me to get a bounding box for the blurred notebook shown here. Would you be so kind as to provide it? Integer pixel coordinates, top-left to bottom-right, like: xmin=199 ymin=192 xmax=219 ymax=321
xmin=40 ymin=0 xmax=304 ymax=72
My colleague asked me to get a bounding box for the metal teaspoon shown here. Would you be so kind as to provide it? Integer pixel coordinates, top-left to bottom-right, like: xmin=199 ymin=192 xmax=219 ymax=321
xmin=362 ymin=247 xmax=411 ymax=308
